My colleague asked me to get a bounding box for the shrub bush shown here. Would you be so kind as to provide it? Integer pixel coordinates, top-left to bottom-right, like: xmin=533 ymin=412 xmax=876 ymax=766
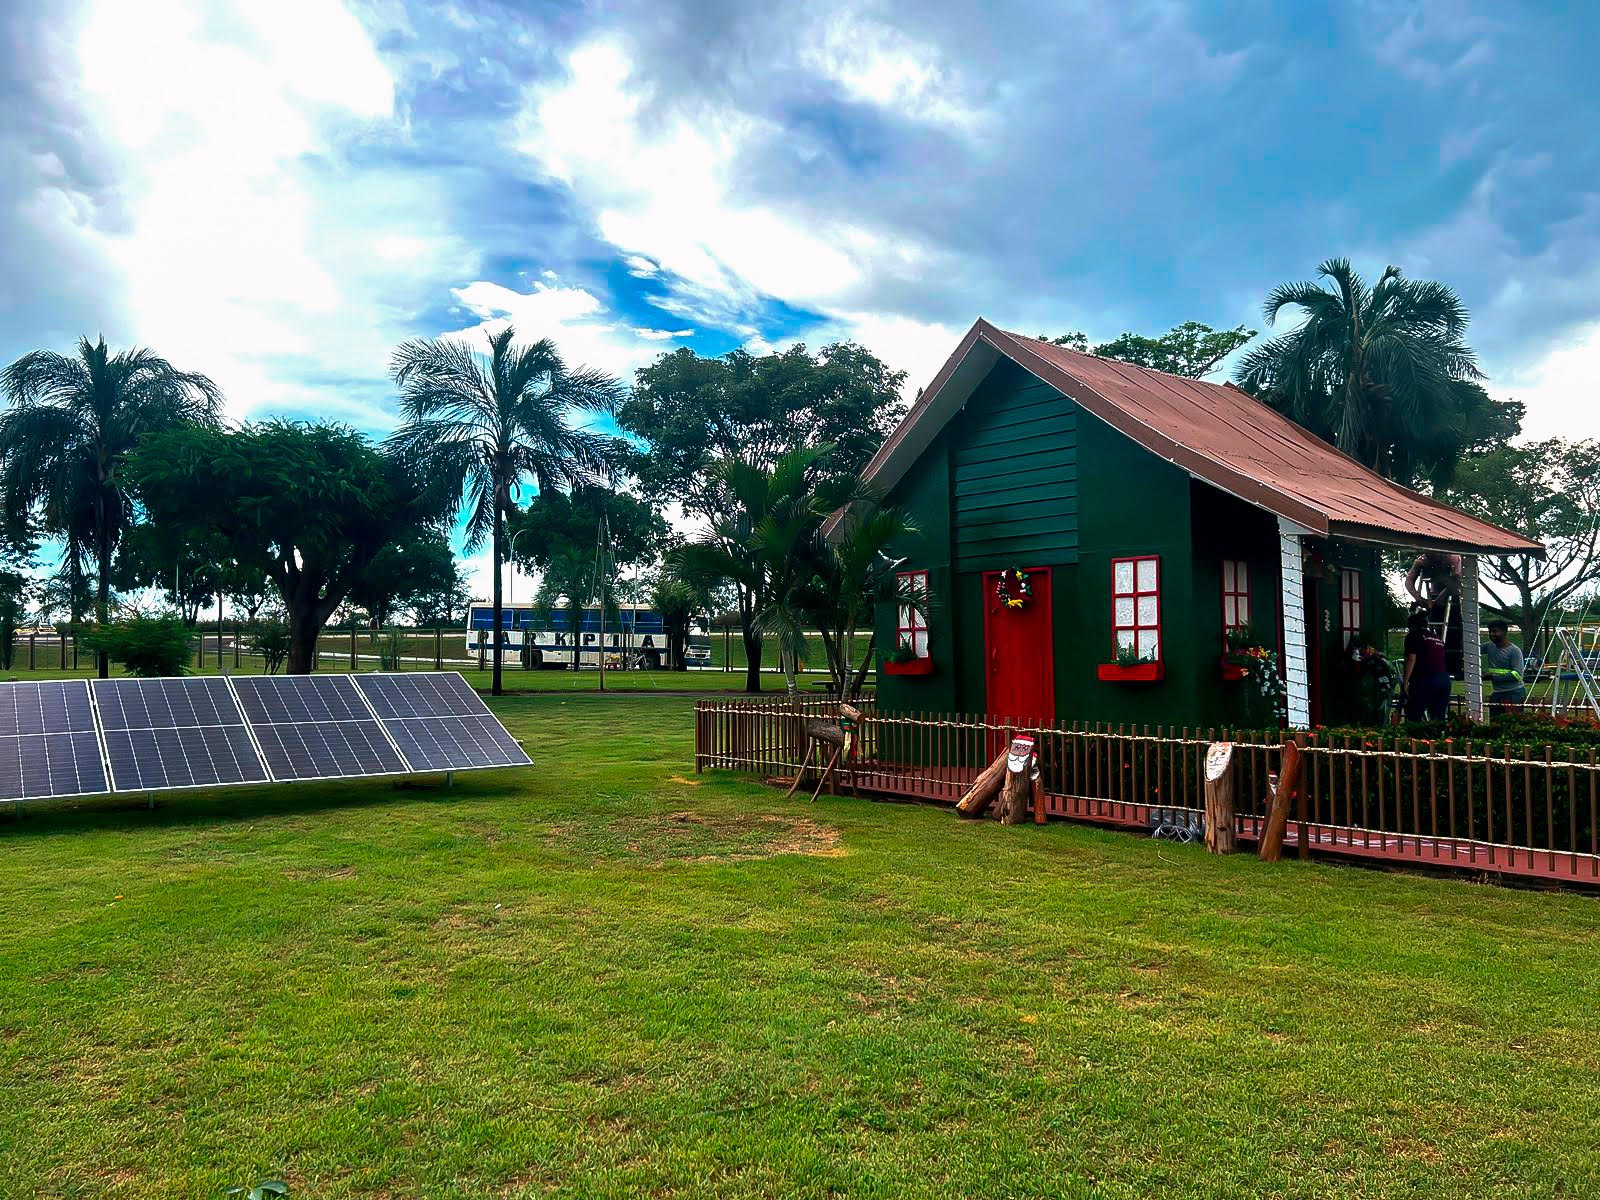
xmin=81 ymin=615 xmax=192 ymax=677
xmin=246 ymin=619 xmax=290 ymax=674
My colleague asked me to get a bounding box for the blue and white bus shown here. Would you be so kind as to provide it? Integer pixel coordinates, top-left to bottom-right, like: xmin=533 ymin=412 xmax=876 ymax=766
xmin=465 ymin=604 xmax=711 ymax=669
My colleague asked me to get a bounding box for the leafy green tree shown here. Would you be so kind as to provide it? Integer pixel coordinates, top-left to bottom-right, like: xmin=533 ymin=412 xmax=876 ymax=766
xmin=620 ymin=343 xmax=904 ymax=690
xmin=129 ymin=421 xmax=455 ymax=674
xmin=1045 ymin=321 xmax=1256 ymax=378
xmin=409 ymin=572 xmax=474 ymax=627
xmin=0 ymin=336 xmax=221 ymax=676
xmin=620 ymin=342 xmax=905 ymax=519
xmin=348 ymin=528 xmax=460 ymax=627
xmin=532 ymin=545 xmax=614 ymax=671
xmin=506 ymin=485 xmax=669 ymax=578
xmin=113 ymin=523 xmax=230 ymax=625
xmin=1233 ymin=259 xmax=1518 ymax=485
xmin=0 ymin=526 xmax=35 ymax=671
xmin=672 ymin=446 xmax=839 ymax=695
xmin=650 ymin=573 xmax=711 ymax=671
xmin=1446 ymin=439 xmax=1600 ymax=650
xmin=245 ymin=616 xmax=291 ymax=674
xmin=799 ymin=503 xmax=921 ymax=699
xmin=82 ymin=613 xmax=193 ymax=677
xmin=387 ymin=327 xmax=619 ymax=695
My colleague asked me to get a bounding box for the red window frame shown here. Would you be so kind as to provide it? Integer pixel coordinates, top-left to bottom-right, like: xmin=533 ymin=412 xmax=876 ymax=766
xmin=1340 ymin=568 xmax=1362 ymax=645
xmin=1111 ymin=555 xmax=1161 ymax=662
xmin=896 ymin=570 xmax=930 ymax=659
xmin=1221 ymin=558 xmax=1250 ymax=636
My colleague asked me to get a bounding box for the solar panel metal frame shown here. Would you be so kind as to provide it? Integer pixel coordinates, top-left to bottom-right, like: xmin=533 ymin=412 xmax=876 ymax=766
xmin=352 ymin=671 xmax=532 ymax=773
xmin=0 ymin=680 xmax=112 ymax=802
xmin=90 ymin=676 xmax=271 ymax=794
xmin=230 ymin=673 xmax=414 ymax=783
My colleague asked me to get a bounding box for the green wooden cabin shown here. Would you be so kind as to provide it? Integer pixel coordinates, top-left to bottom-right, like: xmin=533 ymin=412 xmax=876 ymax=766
xmin=853 ymin=320 xmax=1541 ymax=729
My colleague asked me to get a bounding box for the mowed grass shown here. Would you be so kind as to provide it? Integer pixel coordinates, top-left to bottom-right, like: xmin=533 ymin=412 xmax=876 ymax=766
xmin=3 ymin=695 xmax=1600 ymax=1197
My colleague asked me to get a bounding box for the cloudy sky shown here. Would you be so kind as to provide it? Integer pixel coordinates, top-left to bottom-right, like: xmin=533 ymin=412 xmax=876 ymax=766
xmin=4 ymin=0 xmax=1598 ymax=589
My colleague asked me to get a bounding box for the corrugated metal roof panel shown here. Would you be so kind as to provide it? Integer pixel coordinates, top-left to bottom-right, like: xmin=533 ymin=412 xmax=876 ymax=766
xmin=840 ymin=318 xmax=1542 ymax=555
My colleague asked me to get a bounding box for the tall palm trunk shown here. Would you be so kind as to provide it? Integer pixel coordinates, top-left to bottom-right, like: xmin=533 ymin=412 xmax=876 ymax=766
xmin=95 ymin=516 xmax=111 ymax=680
xmin=490 ymin=505 xmax=505 ymax=696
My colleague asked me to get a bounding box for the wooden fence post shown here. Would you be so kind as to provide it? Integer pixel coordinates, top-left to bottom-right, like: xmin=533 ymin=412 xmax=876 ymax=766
xmin=1260 ymin=740 xmax=1302 ymax=862
xmin=1204 ymin=741 xmax=1236 ymax=853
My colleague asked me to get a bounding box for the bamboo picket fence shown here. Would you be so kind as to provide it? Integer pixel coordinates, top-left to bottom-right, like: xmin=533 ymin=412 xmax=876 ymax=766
xmin=694 ymin=696 xmax=1600 ymax=886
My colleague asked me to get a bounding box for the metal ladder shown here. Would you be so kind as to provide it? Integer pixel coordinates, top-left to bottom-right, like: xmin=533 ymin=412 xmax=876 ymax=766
xmin=1550 ymin=627 xmax=1600 ymax=718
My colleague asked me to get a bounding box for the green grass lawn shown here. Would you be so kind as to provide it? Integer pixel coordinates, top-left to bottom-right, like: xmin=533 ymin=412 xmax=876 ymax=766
xmin=4 ymin=694 xmax=1600 ymax=1197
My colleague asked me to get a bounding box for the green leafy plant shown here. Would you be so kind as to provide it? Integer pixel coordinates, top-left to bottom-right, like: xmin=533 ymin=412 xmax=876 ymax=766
xmin=80 ymin=614 xmax=192 ymax=677
xmin=223 ymin=1182 xmax=287 ymax=1200
xmin=1113 ymin=642 xmax=1153 ymax=667
xmin=245 ymin=618 xmax=290 ymax=674
xmin=886 ymin=637 xmax=919 ymax=665
xmin=1221 ymin=626 xmax=1289 ymax=724
xmin=378 ymin=629 xmax=405 ymax=670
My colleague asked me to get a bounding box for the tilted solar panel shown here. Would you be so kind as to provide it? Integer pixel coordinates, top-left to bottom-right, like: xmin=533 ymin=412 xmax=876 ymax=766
xmin=353 ymin=672 xmax=531 ymax=772
xmin=0 ymin=680 xmax=109 ymax=800
xmin=232 ymin=674 xmax=409 ymax=781
xmin=91 ymin=677 xmax=269 ymax=793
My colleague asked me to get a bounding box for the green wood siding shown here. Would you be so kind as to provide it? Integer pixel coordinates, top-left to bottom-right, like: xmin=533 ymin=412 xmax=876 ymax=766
xmin=950 ymin=365 xmax=1077 ymax=573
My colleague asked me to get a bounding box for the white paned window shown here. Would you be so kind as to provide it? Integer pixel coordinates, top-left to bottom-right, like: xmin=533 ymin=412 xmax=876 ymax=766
xmin=1112 ymin=556 xmax=1161 ymax=661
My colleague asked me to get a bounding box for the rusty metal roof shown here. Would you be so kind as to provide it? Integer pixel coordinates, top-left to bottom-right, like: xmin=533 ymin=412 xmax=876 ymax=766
xmin=849 ymin=318 xmax=1542 ymax=555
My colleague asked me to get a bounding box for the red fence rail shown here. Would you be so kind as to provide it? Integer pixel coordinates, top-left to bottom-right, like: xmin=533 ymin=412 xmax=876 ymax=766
xmin=694 ymin=698 xmax=1600 ymax=887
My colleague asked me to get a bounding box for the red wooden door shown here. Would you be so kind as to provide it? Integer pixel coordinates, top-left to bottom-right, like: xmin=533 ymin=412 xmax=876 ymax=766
xmin=983 ymin=568 xmax=1055 ymax=721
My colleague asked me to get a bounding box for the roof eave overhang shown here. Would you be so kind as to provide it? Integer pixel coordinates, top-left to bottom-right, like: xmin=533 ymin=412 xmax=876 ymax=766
xmin=1328 ymin=522 xmax=1547 ymax=559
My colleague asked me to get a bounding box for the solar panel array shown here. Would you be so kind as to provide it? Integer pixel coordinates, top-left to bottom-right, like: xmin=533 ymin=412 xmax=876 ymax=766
xmin=233 ymin=675 xmax=409 ymax=781
xmin=94 ymin=677 xmax=269 ymax=792
xmin=0 ymin=681 xmax=108 ymax=800
xmin=355 ymin=673 xmax=532 ymax=772
xmin=0 ymin=671 xmax=527 ymax=803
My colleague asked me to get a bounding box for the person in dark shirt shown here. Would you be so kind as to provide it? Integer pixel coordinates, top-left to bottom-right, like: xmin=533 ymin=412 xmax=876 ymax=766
xmin=1403 ymin=609 xmax=1451 ymax=721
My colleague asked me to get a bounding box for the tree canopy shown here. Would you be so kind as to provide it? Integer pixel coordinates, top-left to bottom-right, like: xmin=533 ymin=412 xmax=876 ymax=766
xmin=1233 ymin=259 xmax=1519 ymax=486
xmin=0 ymin=335 xmax=221 ymax=675
xmin=347 ymin=527 xmax=461 ymax=627
xmin=1445 ymin=438 xmax=1600 ymax=648
xmin=617 ymin=341 xmax=906 ymax=522
xmin=130 ymin=421 xmax=455 ymax=673
xmin=387 ymin=326 xmax=619 ymax=694
xmin=1044 ymin=321 xmax=1256 ymax=379
xmin=619 ymin=341 xmax=904 ymax=690
xmin=506 ymin=484 xmax=668 ymax=576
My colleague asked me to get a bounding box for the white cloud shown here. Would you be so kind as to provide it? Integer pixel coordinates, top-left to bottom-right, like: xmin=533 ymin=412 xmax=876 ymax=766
xmin=56 ymin=0 xmax=475 ymax=426
xmin=633 ymin=327 xmax=693 ymax=341
xmin=443 ymin=278 xmax=671 ymax=380
xmin=1494 ymin=320 xmax=1600 ymax=442
xmin=798 ymin=10 xmax=982 ymax=130
xmin=518 ymin=41 xmax=951 ymax=346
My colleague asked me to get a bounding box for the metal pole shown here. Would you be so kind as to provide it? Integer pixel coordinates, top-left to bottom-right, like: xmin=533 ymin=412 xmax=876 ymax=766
xmin=434 ymin=626 xmax=442 ymax=670
xmin=217 ymin=592 xmax=224 ymax=669
xmin=350 ymin=625 xmax=357 ymax=671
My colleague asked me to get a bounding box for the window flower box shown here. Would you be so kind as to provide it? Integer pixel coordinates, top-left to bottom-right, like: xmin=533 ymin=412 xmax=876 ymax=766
xmin=1221 ymin=656 xmax=1248 ymax=682
xmin=883 ymin=656 xmax=934 ymax=676
xmin=1097 ymin=661 xmax=1164 ymax=683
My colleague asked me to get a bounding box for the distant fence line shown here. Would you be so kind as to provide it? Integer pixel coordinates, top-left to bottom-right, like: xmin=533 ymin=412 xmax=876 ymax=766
xmin=694 ymin=697 xmax=1600 ymax=888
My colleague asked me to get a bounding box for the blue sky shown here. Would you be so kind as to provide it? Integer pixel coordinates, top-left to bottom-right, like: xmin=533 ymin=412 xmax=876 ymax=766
xmin=4 ymin=0 xmax=1599 ymax=592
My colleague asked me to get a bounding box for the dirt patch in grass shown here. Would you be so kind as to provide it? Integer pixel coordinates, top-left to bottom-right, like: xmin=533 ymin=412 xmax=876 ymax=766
xmin=609 ymin=810 xmax=844 ymax=865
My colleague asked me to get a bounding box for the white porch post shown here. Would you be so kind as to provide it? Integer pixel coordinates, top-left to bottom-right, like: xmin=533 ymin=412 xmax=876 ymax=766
xmin=1278 ymin=518 xmax=1311 ymax=729
xmin=1462 ymin=555 xmax=1485 ymax=721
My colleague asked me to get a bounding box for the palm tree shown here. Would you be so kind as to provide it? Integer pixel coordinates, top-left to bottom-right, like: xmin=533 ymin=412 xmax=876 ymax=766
xmin=672 ymin=446 xmax=835 ymax=695
xmin=387 ymin=327 xmax=618 ymax=695
xmin=1234 ymin=259 xmax=1485 ymax=483
xmin=0 ymin=336 xmax=221 ymax=677
xmin=799 ymin=503 xmax=921 ymax=700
